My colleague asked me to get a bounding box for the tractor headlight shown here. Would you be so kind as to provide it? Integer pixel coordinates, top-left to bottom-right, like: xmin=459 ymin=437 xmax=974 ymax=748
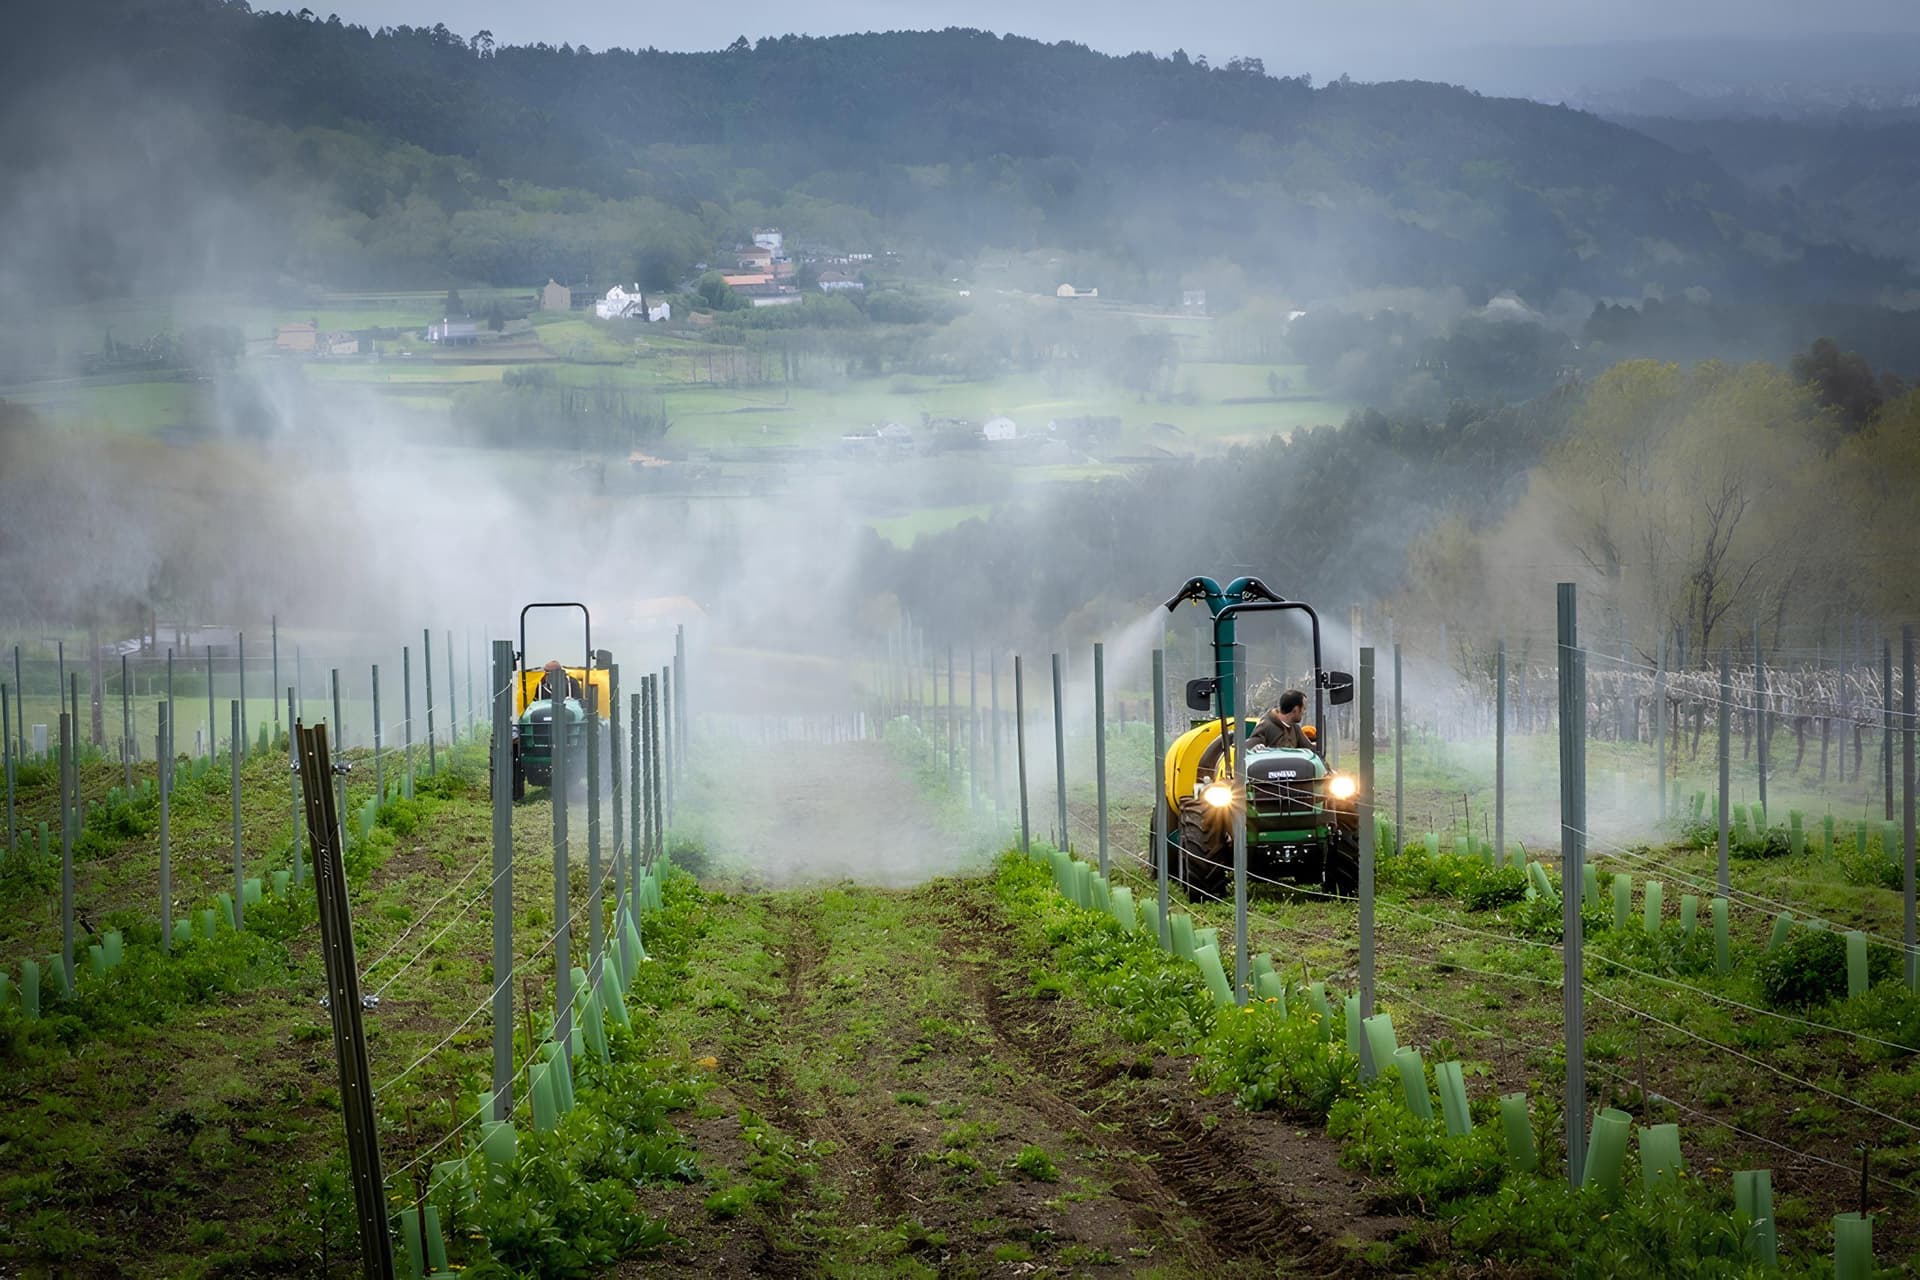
xmin=1202 ymin=781 xmax=1234 ymax=809
xmin=1327 ymin=772 xmax=1358 ymax=801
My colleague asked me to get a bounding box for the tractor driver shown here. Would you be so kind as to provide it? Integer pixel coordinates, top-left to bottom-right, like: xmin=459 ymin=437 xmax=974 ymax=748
xmin=1249 ymin=689 xmax=1312 ymax=751
xmin=536 ymin=659 xmax=583 ymax=703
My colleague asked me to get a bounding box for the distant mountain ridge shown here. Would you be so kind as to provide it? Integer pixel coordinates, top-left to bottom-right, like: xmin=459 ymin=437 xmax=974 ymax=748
xmin=1 ymin=0 xmax=1909 ymax=302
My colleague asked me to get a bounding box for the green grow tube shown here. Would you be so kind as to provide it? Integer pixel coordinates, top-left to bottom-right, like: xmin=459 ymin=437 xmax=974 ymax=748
xmin=1582 ymin=862 xmax=1599 ymax=907
xmin=1823 ymin=814 xmax=1836 ymax=856
xmin=1139 ymin=899 xmax=1163 ymax=946
xmin=1362 ymin=1012 xmax=1398 ymax=1081
xmin=599 ymin=963 xmax=630 ymax=1028
xmin=1109 ymin=885 xmax=1139 ymax=933
xmin=1581 ymin=1107 xmax=1631 ymax=1194
xmin=1192 ymin=943 xmax=1236 ymax=1008
xmin=1436 ymin=1060 xmax=1470 ymax=1137
xmin=1846 ymin=931 xmax=1868 ymax=998
xmin=1193 ymin=926 xmax=1219 ymax=956
xmin=19 ymin=958 xmax=39 ymax=1020
xmin=1499 ymin=1092 xmax=1536 ymax=1170
xmin=1679 ymin=894 xmax=1698 ymax=938
xmin=1254 ymin=970 xmax=1287 ymax=1012
xmin=1307 ymin=981 xmax=1332 ymax=1042
xmin=480 ymin=1119 xmax=516 ymax=1166
xmin=1089 ymin=873 xmax=1111 ymax=915
xmin=1788 ymin=811 xmax=1804 ymax=856
xmin=1733 ymin=1169 xmax=1777 ymax=1267
xmin=580 ymin=990 xmax=609 ymax=1063
xmin=1169 ymin=912 xmax=1196 ymax=962
xmin=543 ymin=1040 xmax=575 ymax=1111
xmin=172 ymin=919 xmax=194 ymax=948
xmin=1611 ymin=874 xmax=1632 ymax=931
xmin=397 ymin=1204 xmax=448 ymax=1280
xmin=1643 ymin=881 xmax=1663 ymax=932
xmin=528 ymin=1061 xmax=559 ymax=1131
xmin=1393 ymin=1047 xmax=1432 ymax=1119
xmin=1767 ymin=911 xmax=1794 ymax=952
xmin=1527 ymin=862 xmax=1559 ymax=903
xmin=1639 ymin=1122 xmax=1683 ymax=1192
xmin=1834 ymin=1212 xmax=1874 ymax=1280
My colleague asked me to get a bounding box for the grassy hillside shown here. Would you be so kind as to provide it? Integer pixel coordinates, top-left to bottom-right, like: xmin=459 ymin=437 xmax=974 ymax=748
xmin=3 ymin=1 xmax=1907 ymax=305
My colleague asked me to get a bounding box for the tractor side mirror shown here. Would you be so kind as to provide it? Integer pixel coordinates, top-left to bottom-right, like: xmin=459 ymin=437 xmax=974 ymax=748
xmin=593 ymin=649 xmax=614 ymax=670
xmin=1322 ymin=670 xmax=1355 ymax=706
xmin=1184 ymin=677 xmax=1217 ymax=712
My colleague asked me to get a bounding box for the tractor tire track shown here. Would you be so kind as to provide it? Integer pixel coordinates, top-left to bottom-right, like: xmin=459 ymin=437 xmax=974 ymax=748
xmin=942 ymin=890 xmax=1396 ymax=1278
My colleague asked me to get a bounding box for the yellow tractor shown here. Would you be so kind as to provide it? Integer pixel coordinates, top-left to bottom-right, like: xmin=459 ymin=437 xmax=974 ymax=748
xmin=1162 ymin=715 xmax=1358 ymax=899
xmin=1159 ymin=575 xmax=1360 ymax=899
xmin=508 ymin=602 xmax=613 ymax=800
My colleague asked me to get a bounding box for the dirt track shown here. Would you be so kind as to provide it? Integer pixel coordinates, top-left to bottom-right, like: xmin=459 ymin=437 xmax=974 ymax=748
xmin=620 ymin=740 xmax=1414 ymax=1278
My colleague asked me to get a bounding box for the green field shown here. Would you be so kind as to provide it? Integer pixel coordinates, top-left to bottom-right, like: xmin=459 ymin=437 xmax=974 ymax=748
xmin=867 ymin=503 xmax=996 ymax=547
xmin=6 ymin=286 xmax=1343 ymax=450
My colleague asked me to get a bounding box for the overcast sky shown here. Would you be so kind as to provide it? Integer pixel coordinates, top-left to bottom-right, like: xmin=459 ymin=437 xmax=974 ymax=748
xmin=306 ymin=0 xmax=1920 ymax=82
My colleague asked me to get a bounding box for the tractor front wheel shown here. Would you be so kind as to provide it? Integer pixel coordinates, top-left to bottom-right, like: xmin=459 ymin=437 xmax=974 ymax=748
xmin=1175 ymin=798 xmax=1228 ymax=902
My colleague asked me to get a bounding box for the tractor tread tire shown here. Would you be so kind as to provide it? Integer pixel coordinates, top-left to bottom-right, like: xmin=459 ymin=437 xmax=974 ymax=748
xmin=1175 ymin=797 xmax=1229 ymax=903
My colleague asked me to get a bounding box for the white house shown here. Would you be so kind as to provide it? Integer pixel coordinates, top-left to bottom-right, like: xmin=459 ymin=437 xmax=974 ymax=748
xmin=752 ymin=228 xmax=784 ymax=257
xmin=595 ymin=285 xmax=668 ymax=321
xmin=981 ymin=416 xmax=1017 ymax=442
xmin=817 ymin=270 xmax=864 ymax=292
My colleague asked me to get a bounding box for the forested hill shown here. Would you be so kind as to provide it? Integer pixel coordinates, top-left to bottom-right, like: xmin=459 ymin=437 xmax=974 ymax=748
xmin=4 ymin=0 xmax=1907 ymax=301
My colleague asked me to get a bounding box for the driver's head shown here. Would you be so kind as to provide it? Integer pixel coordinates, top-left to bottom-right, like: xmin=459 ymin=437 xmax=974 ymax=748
xmin=1278 ymin=689 xmax=1306 ymax=723
xmin=544 ymin=659 xmax=563 ymax=674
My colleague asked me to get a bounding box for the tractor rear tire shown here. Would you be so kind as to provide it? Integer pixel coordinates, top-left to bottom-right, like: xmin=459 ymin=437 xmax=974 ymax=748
xmin=1175 ymin=798 xmax=1228 ymax=902
xmin=510 ymin=741 xmax=526 ymax=803
xmin=1324 ymin=824 xmax=1360 ymax=897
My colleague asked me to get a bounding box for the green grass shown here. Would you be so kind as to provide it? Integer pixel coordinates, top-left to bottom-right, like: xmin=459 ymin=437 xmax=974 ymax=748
xmin=5 ymin=380 xmax=208 ymax=433
xmin=650 ymin=365 xmax=1343 ymax=451
xmin=867 ymin=504 xmax=994 ymax=547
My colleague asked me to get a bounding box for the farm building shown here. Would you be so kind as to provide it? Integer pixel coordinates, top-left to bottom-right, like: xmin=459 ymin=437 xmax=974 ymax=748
xmin=426 ymin=319 xmax=479 ymax=344
xmin=540 ymin=279 xmax=572 ymax=312
xmin=736 ymin=244 xmax=774 ymax=269
xmin=1055 ymin=284 xmax=1098 ymax=298
xmin=274 ymin=322 xmax=317 ymax=353
xmin=818 ymin=271 xmax=864 ymax=292
xmin=752 ymin=228 xmax=784 ymax=256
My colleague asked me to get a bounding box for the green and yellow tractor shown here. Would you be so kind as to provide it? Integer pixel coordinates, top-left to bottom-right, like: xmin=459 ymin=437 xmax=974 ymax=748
xmin=1159 ymin=576 xmax=1361 ymax=900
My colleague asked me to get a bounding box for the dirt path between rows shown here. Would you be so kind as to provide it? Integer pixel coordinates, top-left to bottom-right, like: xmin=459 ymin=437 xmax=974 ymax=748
xmin=620 ymin=738 xmax=1423 ymax=1277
